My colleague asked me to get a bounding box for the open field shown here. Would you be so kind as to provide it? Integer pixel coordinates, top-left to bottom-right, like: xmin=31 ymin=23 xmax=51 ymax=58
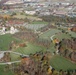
xmin=0 ymin=65 xmax=14 ymax=75
xmin=13 ymin=13 xmax=42 ymax=21
xmin=50 ymin=55 xmax=76 ymax=71
xmin=39 ymin=29 xmax=72 ymax=40
xmin=0 ymin=31 xmax=75 ymax=73
xmin=54 ymin=33 xmax=71 ymax=40
xmin=15 ymin=42 xmax=46 ymax=55
xmin=10 ymin=53 xmax=21 ymax=61
xmin=47 ymin=44 xmax=56 ymax=53
xmin=39 ymin=29 xmax=61 ymax=40
xmin=30 ymin=21 xmax=48 ymax=24
xmin=0 ymin=34 xmax=21 ymax=50
xmin=68 ymin=31 xmax=76 ymax=38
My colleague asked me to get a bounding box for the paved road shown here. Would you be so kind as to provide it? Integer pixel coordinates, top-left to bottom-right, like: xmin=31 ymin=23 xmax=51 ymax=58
xmin=50 ymin=35 xmax=55 ymax=41
xmin=0 ymin=51 xmax=29 ymax=57
xmin=0 ymin=60 xmax=21 ymax=65
xmin=0 ymin=51 xmax=29 ymax=65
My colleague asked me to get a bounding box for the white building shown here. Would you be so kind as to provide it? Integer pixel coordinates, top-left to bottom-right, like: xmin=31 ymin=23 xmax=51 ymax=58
xmin=25 ymin=11 xmax=36 ymax=15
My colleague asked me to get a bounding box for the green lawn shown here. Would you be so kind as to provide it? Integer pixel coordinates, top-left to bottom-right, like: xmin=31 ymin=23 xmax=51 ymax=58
xmin=0 ymin=34 xmax=21 ymax=50
xmin=15 ymin=42 xmax=46 ymax=55
xmin=50 ymin=55 xmax=76 ymax=71
xmin=10 ymin=53 xmax=21 ymax=61
xmin=54 ymin=33 xmax=71 ymax=40
xmin=0 ymin=65 xmax=14 ymax=75
xmin=47 ymin=43 xmax=56 ymax=53
xmin=68 ymin=31 xmax=76 ymax=38
xmin=39 ymin=29 xmax=61 ymax=40
xmin=39 ymin=28 xmax=72 ymax=41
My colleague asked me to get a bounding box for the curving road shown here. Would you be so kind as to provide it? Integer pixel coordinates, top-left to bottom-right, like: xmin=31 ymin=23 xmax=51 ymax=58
xmin=50 ymin=35 xmax=55 ymax=41
xmin=0 ymin=51 xmax=29 ymax=65
xmin=0 ymin=51 xmax=29 ymax=57
xmin=0 ymin=61 xmax=21 ymax=65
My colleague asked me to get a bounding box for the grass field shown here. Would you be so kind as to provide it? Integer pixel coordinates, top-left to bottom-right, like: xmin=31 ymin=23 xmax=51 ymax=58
xmin=39 ymin=29 xmax=72 ymax=41
xmin=13 ymin=13 xmax=42 ymax=21
xmin=0 ymin=34 xmax=21 ymax=50
xmin=54 ymin=33 xmax=71 ymax=40
xmin=47 ymin=43 xmax=56 ymax=53
xmin=68 ymin=31 xmax=76 ymax=38
xmin=0 ymin=32 xmax=75 ymax=73
xmin=15 ymin=42 xmax=46 ymax=55
xmin=10 ymin=53 xmax=21 ymax=61
xmin=0 ymin=65 xmax=14 ymax=75
xmin=50 ymin=55 xmax=76 ymax=71
xmin=39 ymin=29 xmax=61 ymax=40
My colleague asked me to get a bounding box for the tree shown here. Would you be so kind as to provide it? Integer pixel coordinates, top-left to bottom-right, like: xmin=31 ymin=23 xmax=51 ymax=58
xmin=13 ymin=52 xmax=52 ymax=75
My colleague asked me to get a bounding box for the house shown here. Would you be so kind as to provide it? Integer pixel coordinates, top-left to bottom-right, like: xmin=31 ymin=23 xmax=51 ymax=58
xmin=25 ymin=10 xmax=36 ymax=15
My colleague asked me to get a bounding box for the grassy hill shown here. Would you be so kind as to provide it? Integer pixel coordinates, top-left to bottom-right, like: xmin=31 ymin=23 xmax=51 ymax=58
xmin=0 ymin=34 xmax=21 ymax=50
xmin=50 ymin=55 xmax=76 ymax=71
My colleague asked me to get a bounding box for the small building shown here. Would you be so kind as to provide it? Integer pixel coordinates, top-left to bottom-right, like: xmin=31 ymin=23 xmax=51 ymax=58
xmin=25 ymin=10 xmax=36 ymax=15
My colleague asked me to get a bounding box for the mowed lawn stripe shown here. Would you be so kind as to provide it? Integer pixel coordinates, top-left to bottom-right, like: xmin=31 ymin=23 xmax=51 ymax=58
xmin=0 ymin=34 xmax=21 ymax=50
xmin=50 ymin=55 xmax=76 ymax=71
xmin=15 ymin=43 xmax=46 ymax=55
xmin=39 ymin=29 xmax=61 ymax=40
